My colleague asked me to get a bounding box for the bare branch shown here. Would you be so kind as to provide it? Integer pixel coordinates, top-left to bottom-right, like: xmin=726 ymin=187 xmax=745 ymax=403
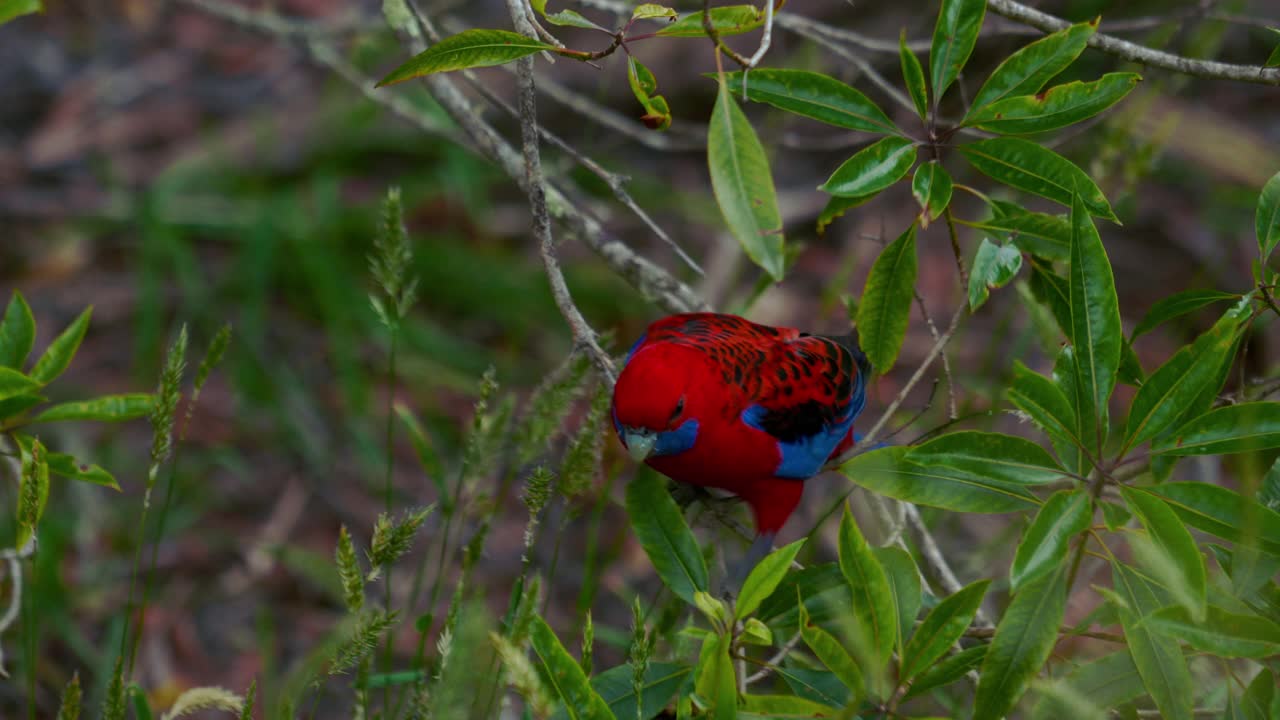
xmin=988 ymin=0 xmax=1280 ymax=86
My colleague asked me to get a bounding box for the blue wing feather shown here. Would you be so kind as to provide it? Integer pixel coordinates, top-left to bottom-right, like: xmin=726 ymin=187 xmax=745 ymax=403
xmin=742 ymin=404 xmax=855 ymax=478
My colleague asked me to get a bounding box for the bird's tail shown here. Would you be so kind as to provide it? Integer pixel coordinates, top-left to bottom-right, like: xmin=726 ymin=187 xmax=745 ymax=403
xmin=821 ymin=328 xmax=873 ymax=380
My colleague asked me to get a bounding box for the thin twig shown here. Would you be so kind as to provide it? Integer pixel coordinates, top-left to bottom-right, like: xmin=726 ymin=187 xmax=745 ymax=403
xmin=743 ymin=629 xmax=803 ymax=685
xmin=0 ymin=539 xmax=36 ymax=678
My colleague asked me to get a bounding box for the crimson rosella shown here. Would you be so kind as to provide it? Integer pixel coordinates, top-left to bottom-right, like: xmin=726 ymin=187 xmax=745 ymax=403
xmin=612 ymin=312 xmax=872 ymax=572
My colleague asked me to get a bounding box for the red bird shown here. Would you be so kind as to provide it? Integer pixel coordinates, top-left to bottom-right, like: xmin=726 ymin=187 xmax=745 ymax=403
xmin=612 ymin=313 xmax=872 ymax=565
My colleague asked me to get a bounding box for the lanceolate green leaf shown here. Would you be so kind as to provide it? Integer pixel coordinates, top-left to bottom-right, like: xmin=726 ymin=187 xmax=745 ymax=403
xmin=930 ymin=0 xmax=986 ymax=102
xmin=708 ymin=77 xmax=786 ymax=281
xmin=624 ymin=471 xmax=708 ymax=604
xmin=1121 ymin=487 xmax=1207 ymax=621
xmin=1131 ymin=289 xmax=1239 ymax=339
xmin=960 ymin=210 xmax=1071 ymax=262
xmin=855 ymin=224 xmax=917 ymax=373
xmin=738 ymin=694 xmax=836 ymax=718
xmin=798 ymin=602 xmax=864 ymax=702
xmin=912 ymin=161 xmax=953 ymax=226
xmin=974 ymin=562 xmax=1068 ymax=720
xmin=657 ymin=4 xmax=762 ymax=37
xmin=0 ymin=367 xmax=40 ymax=403
xmin=907 ymin=431 xmax=1066 ymax=485
xmin=838 ymin=505 xmax=896 ymax=694
xmin=1150 ymin=482 xmax=1280 ymax=557
xmin=871 ymin=545 xmax=921 ymax=659
xmin=0 ymin=291 xmax=36 ymax=370
xmin=841 ymin=446 xmax=1040 ymax=513
xmin=14 ymin=433 xmax=118 ymax=490
xmin=958 ymin=138 xmax=1117 ymax=221
xmin=1028 ymin=651 xmax=1143 ymax=720
xmin=900 ymin=31 xmax=928 ymax=120
xmin=967 ymin=238 xmax=1023 ymax=310
xmin=1007 ymin=361 xmax=1080 ymax=451
xmin=736 ymin=539 xmax=804 ymax=619
xmin=1068 ymin=194 xmax=1122 ymax=450
xmin=1111 ymin=562 xmax=1193 ymax=720
xmin=819 ymin=136 xmax=918 ymax=198
xmin=1154 ymin=401 xmax=1280 ymax=455
xmin=965 ymin=73 xmax=1141 ymax=134
xmin=900 ymin=579 xmax=990 ymax=682
xmin=1125 ymin=307 xmax=1245 ymax=448
xmin=696 ymin=634 xmax=737 ymax=720
xmin=903 ymin=645 xmax=987 ymax=699
xmin=30 ymin=306 xmax=91 ymax=385
xmin=1258 ymin=169 xmax=1280 ymax=260
xmin=530 ymin=616 xmax=617 ymax=720
xmin=0 ymin=0 xmax=41 ymax=25
xmin=33 ymin=394 xmax=155 ymax=423
xmin=720 ymin=69 xmax=897 ymax=134
xmin=376 ymin=29 xmax=557 ymax=86
xmin=551 ymin=663 xmax=688 ymax=720
xmin=1145 ymin=605 xmax=1280 ymax=659
xmin=968 ymin=20 xmax=1097 ymax=113
xmin=1010 ymin=489 xmax=1091 ymax=592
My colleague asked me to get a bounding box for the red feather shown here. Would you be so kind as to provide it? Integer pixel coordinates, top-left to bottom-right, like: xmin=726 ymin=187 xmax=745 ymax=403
xmin=612 ymin=313 xmax=870 ymax=536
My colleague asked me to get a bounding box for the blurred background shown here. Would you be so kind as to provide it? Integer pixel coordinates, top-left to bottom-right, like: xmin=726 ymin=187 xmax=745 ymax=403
xmin=2 ymin=0 xmax=1278 ymax=716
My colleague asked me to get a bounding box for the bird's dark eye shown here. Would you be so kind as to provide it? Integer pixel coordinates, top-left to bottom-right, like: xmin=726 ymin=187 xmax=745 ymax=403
xmin=669 ymin=397 xmax=685 ymax=423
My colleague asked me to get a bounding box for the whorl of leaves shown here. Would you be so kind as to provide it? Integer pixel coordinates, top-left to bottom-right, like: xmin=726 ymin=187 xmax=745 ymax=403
xmin=148 ymin=325 xmax=188 ymax=490
xmin=515 ymin=351 xmax=591 ymax=465
xmin=335 ymin=525 xmax=364 ymax=612
xmin=56 ymin=671 xmax=82 ymax=720
xmin=368 ymin=505 xmax=434 ymax=573
xmin=330 ymin=610 xmax=399 ymax=675
xmin=492 ymin=632 xmax=554 ymax=718
xmin=369 ymin=186 xmax=419 ymax=329
xmin=160 ymin=686 xmax=244 ymax=720
xmin=560 ymin=383 xmax=610 ymax=498
xmin=100 ymin=655 xmax=127 ymax=720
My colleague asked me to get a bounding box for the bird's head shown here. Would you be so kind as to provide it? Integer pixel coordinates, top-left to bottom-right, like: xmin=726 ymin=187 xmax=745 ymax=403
xmin=611 ymin=343 xmax=703 ymax=462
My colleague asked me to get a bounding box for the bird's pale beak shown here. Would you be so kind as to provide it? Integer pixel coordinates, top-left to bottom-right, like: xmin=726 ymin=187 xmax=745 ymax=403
xmin=624 ymin=431 xmax=658 ymax=462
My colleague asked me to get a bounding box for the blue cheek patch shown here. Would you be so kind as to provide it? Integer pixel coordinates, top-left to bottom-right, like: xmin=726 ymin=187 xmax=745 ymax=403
xmin=742 ymin=404 xmax=855 ymax=479
xmin=653 ymin=418 xmax=699 ymax=457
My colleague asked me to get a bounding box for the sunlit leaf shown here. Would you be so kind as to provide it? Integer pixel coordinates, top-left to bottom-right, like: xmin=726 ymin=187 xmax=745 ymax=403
xmin=631 ymin=4 xmax=678 ymax=22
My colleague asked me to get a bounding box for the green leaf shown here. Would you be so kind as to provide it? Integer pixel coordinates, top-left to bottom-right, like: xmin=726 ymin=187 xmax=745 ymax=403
xmin=1028 ymin=651 xmax=1143 ymax=720
xmin=376 ymin=29 xmax=557 ymax=86
xmin=708 ymin=76 xmax=786 ymax=281
xmin=0 ymin=366 xmax=40 ymax=403
xmin=1150 ymin=482 xmax=1280 ymax=557
xmin=1125 ymin=307 xmax=1245 ymax=448
xmin=798 ymin=602 xmax=864 ymax=702
xmin=968 ymin=20 xmax=1097 ymax=113
xmin=29 ymin=306 xmax=91 ymax=385
xmin=838 ymin=504 xmax=896 ymax=693
xmin=962 ymin=207 xmax=1071 ymax=262
xmin=900 ymin=579 xmax=990 ymax=682
xmin=13 ymin=433 xmax=118 ymax=490
xmin=1121 ymin=487 xmax=1207 ymax=620
xmin=551 ymin=663 xmax=689 ymax=720
xmin=0 ymin=0 xmax=41 ymax=25
xmin=1100 ymin=500 xmax=1132 ymax=531
xmin=1262 ymin=456 xmax=1280 ymax=513
xmin=1144 ymin=605 xmax=1280 ymax=658
xmin=1053 ymin=345 xmax=1096 ymax=475
xmin=841 ymin=446 xmax=1040 ymax=513
xmin=974 ymin=562 xmax=1068 ymax=720
xmin=631 ymin=4 xmax=678 ymax=22
xmin=871 ymin=545 xmax=921 ymax=659
xmin=1007 ymin=361 xmax=1080 ymax=452
xmin=1029 ymin=259 xmax=1072 ymax=336
xmin=1258 ymin=169 xmax=1280 ymax=260
xmin=907 ymin=431 xmax=1066 ymax=485
xmin=530 ymin=616 xmax=617 ymax=720
xmin=544 ymin=8 xmax=606 ymax=30
xmin=815 ymin=193 xmax=874 ymax=235
xmin=128 ymin=685 xmax=153 ymax=720
xmin=929 ymin=0 xmax=986 ymax=101
xmin=776 ymin=666 xmax=851 ymax=708
xmin=819 ymin=136 xmax=917 ymax=198
xmin=1010 ymin=489 xmax=1090 ymax=592
xmin=0 ymin=291 xmax=36 ymax=369
xmin=720 ymin=69 xmax=898 ymax=134
xmin=855 ymin=224 xmax=917 ymax=374
xmin=736 ymin=539 xmax=804 ymax=619
xmin=624 ymin=471 xmax=709 ymax=604
xmin=903 ymin=645 xmax=987 ymax=699
xmin=1131 ymin=289 xmax=1238 ymax=340
xmin=1242 ymin=669 xmax=1277 ymax=720
xmin=965 ymin=73 xmax=1140 ymax=134
xmin=756 ymin=562 xmax=845 ymax=631
xmin=967 ymin=238 xmax=1023 ymax=310
xmin=694 ymin=634 xmax=737 ymax=720
xmin=912 ymin=161 xmax=953 ymax=227
xmin=657 ymin=5 xmax=762 ymax=37
xmin=1154 ymin=401 xmax=1280 ymax=455
xmin=899 ymin=31 xmax=928 ymax=120
xmin=958 ymin=138 xmax=1116 ymax=221
xmin=396 ymin=404 xmax=449 ymax=508
xmin=1268 ymin=28 xmax=1280 ymax=68
xmin=1111 ymin=562 xmax=1193 ymax=720
xmin=1068 ymin=193 xmax=1122 ymax=449
xmin=629 ymin=57 xmax=671 ymax=131
xmin=738 ymin=694 xmax=836 ymax=718
xmin=33 ymin=394 xmax=154 ymax=423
